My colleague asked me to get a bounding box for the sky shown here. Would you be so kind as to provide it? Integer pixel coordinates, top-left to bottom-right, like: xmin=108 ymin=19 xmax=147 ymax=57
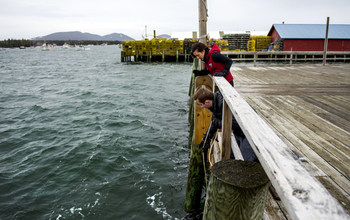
xmin=1 ymin=0 xmax=350 ymax=40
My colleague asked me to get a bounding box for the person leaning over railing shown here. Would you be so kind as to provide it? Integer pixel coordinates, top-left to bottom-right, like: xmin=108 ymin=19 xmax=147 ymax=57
xmin=191 ymin=42 xmax=234 ymax=87
xmin=193 ymin=87 xmax=257 ymax=162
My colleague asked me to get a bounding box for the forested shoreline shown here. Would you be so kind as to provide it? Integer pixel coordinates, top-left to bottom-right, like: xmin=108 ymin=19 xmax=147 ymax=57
xmin=0 ymin=39 xmax=122 ymax=48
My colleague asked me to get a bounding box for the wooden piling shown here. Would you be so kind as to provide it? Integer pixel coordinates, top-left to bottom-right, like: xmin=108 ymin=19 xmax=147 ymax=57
xmin=184 ymin=73 xmax=212 ymax=213
xmin=121 ymin=51 xmax=125 ymax=62
xmin=203 ymin=159 xmax=269 ymax=220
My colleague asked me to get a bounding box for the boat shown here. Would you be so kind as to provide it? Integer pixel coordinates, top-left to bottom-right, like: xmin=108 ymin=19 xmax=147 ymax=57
xmin=62 ymin=43 xmax=70 ymax=49
xmin=73 ymin=45 xmax=90 ymax=51
xmin=42 ymin=43 xmax=53 ymax=51
xmin=20 ymin=46 xmax=25 ymax=49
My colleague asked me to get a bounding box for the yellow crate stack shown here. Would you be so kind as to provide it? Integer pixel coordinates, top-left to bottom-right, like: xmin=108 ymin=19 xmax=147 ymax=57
xmin=184 ymin=38 xmax=198 ymax=55
xmin=122 ymin=39 xmax=183 ymax=56
xmin=122 ymin=41 xmax=134 ymax=56
xmin=250 ymin=36 xmax=271 ymax=51
xmin=208 ymin=39 xmax=229 ymax=51
xmin=247 ymin=40 xmax=256 ymax=51
xmin=151 ymin=38 xmax=166 ymax=55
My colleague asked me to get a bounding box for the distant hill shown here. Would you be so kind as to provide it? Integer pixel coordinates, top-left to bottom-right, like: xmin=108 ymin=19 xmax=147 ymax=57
xmin=156 ymin=34 xmax=171 ymax=39
xmin=32 ymin=31 xmax=135 ymax=41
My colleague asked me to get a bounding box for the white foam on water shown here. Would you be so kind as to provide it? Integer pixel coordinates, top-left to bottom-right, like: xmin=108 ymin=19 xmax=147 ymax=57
xmin=146 ymin=192 xmax=173 ymax=220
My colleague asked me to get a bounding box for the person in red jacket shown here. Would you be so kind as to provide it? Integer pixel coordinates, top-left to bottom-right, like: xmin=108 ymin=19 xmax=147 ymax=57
xmin=191 ymin=42 xmax=234 ymax=86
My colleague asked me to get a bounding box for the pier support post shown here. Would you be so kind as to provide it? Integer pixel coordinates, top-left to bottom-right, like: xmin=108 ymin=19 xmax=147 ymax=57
xmin=136 ymin=51 xmax=139 ymax=62
xmin=121 ymin=51 xmax=125 ymax=62
xmin=203 ymin=160 xmax=269 ymax=220
xmin=176 ymin=50 xmax=179 ymax=62
xmin=184 ymin=74 xmax=212 ymax=213
xmin=162 ymin=50 xmax=165 ymax=62
xmin=183 ymin=138 xmax=205 ymax=213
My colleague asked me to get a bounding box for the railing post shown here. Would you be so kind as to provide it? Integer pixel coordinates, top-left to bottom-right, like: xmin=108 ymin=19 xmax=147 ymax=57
xmin=222 ymin=100 xmax=232 ymax=160
xmin=323 ymin=17 xmax=330 ymax=66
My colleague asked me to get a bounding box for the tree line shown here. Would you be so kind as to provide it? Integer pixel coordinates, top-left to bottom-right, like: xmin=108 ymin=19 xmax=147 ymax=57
xmin=0 ymin=39 xmax=35 ymax=48
xmin=0 ymin=39 xmax=122 ymax=48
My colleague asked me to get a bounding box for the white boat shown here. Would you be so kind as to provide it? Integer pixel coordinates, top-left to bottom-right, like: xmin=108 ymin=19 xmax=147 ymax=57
xmin=62 ymin=43 xmax=70 ymax=49
xmin=42 ymin=43 xmax=53 ymax=51
xmin=73 ymin=45 xmax=90 ymax=51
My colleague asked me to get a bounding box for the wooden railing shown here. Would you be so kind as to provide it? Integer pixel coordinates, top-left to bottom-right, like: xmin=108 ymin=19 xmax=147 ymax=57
xmin=213 ymin=76 xmax=350 ymax=220
xmin=221 ymin=51 xmax=350 ymax=66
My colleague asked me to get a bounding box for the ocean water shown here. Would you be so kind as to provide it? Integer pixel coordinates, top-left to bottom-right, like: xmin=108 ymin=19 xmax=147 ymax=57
xmin=0 ymin=46 xmax=192 ymax=220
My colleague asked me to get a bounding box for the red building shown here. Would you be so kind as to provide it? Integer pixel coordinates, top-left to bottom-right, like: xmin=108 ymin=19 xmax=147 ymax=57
xmin=268 ymin=24 xmax=350 ymax=51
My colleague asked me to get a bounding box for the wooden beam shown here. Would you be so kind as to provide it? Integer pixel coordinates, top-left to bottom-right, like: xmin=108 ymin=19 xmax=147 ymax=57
xmin=222 ymin=101 xmax=232 ymax=160
xmin=213 ymin=77 xmax=350 ymax=220
xmin=194 ymin=76 xmax=213 ymax=144
xmin=231 ymin=132 xmax=244 ymax=160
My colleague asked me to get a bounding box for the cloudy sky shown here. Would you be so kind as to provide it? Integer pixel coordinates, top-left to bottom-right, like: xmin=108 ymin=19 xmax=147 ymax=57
xmin=1 ymin=0 xmax=350 ymax=40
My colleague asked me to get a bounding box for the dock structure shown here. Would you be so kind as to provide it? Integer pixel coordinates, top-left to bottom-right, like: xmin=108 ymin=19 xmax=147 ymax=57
xmin=185 ymin=63 xmax=350 ymax=219
xmin=230 ymin=64 xmax=350 ymax=219
xmin=222 ymin=51 xmax=350 ymax=66
xmin=121 ymin=48 xmax=350 ymax=64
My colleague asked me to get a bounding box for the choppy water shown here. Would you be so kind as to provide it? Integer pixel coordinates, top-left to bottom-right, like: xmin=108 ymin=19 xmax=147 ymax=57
xmin=0 ymin=46 xmax=192 ymax=220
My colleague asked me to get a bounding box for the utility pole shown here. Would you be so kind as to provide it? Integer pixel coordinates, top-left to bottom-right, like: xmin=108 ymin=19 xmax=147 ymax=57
xmin=323 ymin=17 xmax=330 ymax=66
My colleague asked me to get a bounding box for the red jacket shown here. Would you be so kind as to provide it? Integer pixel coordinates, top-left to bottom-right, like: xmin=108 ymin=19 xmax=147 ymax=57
xmin=204 ymin=44 xmax=233 ymax=83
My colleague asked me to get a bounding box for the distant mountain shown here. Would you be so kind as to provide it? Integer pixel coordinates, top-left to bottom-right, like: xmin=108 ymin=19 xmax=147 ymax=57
xmin=156 ymin=34 xmax=171 ymax=39
xmin=100 ymin=33 xmax=134 ymax=41
xmin=32 ymin=31 xmax=134 ymax=41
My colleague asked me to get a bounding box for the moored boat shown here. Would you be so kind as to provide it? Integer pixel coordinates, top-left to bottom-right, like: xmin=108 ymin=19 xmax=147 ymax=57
xmin=42 ymin=43 xmax=53 ymax=51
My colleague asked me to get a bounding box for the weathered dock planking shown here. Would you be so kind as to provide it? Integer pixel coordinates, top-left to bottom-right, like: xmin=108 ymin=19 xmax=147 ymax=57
xmin=231 ymin=64 xmax=350 ymax=218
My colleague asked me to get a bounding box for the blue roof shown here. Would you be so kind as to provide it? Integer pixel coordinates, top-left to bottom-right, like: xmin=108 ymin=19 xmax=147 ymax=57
xmin=270 ymin=24 xmax=350 ymax=39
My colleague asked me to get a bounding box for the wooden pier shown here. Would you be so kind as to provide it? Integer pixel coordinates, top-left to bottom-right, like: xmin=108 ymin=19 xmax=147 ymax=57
xmin=121 ymin=50 xmax=192 ymax=62
xmin=222 ymin=51 xmax=350 ymax=66
xmin=185 ymin=63 xmax=350 ymax=219
xmin=232 ymin=64 xmax=350 ymax=219
xmin=121 ymin=50 xmax=350 ymax=64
